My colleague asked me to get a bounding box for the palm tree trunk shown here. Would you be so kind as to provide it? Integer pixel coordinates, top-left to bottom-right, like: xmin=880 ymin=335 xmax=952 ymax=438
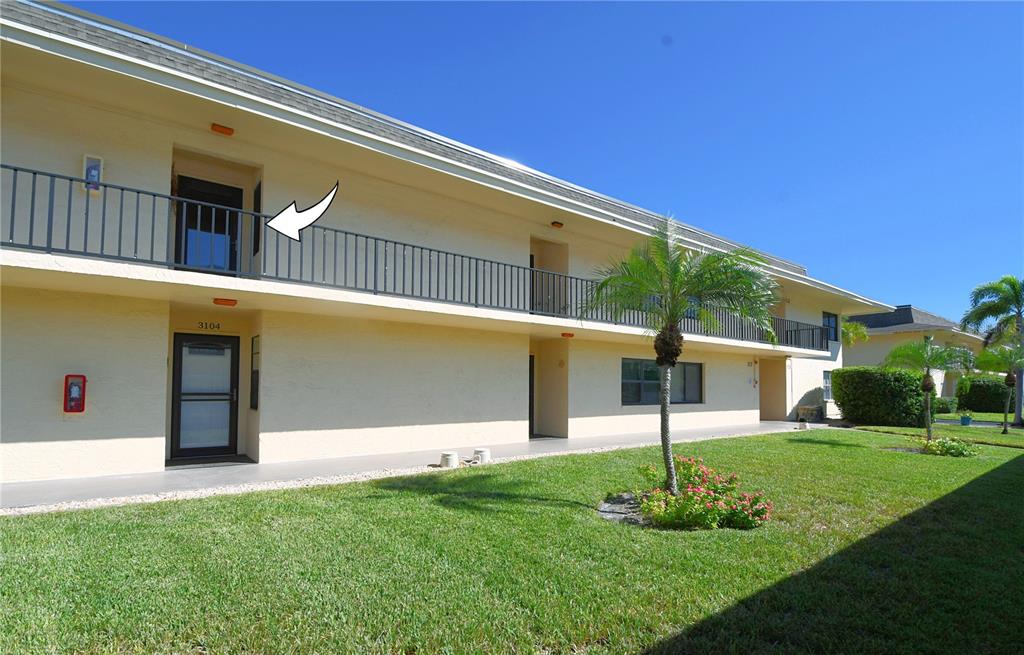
xmin=660 ymin=364 xmax=679 ymax=495
xmin=1015 ymin=364 xmax=1023 ymax=426
xmin=924 ymin=391 xmax=933 ymax=442
xmin=1003 ymin=393 xmax=1011 ymax=435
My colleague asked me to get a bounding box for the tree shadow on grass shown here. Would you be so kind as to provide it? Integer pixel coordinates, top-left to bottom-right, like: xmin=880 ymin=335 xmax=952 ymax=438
xmin=369 ymin=472 xmax=593 ymax=514
xmin=641 ymin=454 xmax=1024 ymax=654
xmin=785 ymin=437 xmax=865 ymax=448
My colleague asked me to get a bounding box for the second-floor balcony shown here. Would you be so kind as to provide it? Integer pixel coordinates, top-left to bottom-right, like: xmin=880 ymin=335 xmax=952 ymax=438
xmin=0 ymin=164 xmax=831 ymax=351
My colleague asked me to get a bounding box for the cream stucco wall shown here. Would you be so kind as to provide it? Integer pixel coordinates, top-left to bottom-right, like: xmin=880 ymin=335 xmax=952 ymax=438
xmin=256 ymin=311 xmax=529 ymax=462
xmin=247 ymin=312 xmax=264 ymax=461
xmin=844 ymin=332 xmax=911 ymax=368
xmin=567 ymin=341 xmax=761 ymax=437
xmin=0 ymin=81 xmax=632 ymax=290
xmin=0 ymin=288 xmax=169 ymax=482
xmin=790 ymin=342 xmax=842 ymax=418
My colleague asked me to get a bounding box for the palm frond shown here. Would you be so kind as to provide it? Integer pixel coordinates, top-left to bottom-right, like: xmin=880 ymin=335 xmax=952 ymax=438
xmin=975 ymin=344 xmax=1024 ymax=374
xmin=982 ymin=314 xmax=1018 ymax=347
xmin=883 ymin=337 xmax=974 ymax=372
xmin=961 ymin=276 xmax=1024 ymax=331
xmin=939 ymin=345 xmax=975 ymax=372
xmin=695 ymin=306 xmax=722 ymax=335
xmin=961 ymin=298 xmax=1012 ymax=331
xmin=883 ymin=340 xmax=929 ymax=370
xmin=587 ymin=218 xmax=778 ymax=341
xmin=681 ymin=247 xmax=779 ymax=340
xmin=841 ymin=319 xmax=870 ymax=347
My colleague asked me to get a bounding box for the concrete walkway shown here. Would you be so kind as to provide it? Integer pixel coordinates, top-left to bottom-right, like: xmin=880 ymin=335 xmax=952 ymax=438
xmin=1 ymin=421 xmax=805 ymax=514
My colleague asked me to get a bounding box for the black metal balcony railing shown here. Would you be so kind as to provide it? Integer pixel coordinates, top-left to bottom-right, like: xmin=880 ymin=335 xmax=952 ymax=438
xmin=0 ymin=164 xmax=830 ymax=351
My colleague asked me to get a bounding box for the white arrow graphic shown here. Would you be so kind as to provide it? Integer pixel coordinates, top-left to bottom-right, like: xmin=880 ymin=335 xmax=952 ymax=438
xmin=266 ymin=182 xmax=339 ymax=241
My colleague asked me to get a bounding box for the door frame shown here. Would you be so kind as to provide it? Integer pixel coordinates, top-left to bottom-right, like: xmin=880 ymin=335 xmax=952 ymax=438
xmin=173 ymin=175 xmax=245 ymax=274
xmin=528 ymin=354 xmax=535 ymax=437
xmin=170 ymin=332 xmax=240 ymax=459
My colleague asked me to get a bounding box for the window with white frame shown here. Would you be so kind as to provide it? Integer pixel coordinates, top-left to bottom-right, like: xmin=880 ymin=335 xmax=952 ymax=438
xmin=621 ymin=359 xmax=703 ymax=405
xmin=823 ymin=370 xmax=833 ymax=401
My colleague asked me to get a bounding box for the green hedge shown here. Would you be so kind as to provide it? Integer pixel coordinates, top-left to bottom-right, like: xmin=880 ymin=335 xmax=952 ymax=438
xmin=832 ymin=367 xmax=934 ymax=427
xmin=933 ymin=396 xmax=958 ymax=414
xmin=957 ymin=375 xmax=1015 ymax=413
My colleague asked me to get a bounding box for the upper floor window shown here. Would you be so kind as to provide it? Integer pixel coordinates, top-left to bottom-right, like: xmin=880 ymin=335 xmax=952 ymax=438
xmin=621 ymin=359 xmax=703 ymax=405
xmin=822 ymin=312 xmax=839 ymax=342
xmin=823 ymin=370 xmax=833 ymax=401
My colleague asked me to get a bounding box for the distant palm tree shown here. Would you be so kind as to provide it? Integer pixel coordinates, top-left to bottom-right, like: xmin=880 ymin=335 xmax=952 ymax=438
xmin=841 ymin=318 xmax=870 ymax=348
xmin=588 ymin=218 xmax=778 ymax=494
xmin=884 ymin=336 xmax=974 ymax=441
xmin=961 ymin=276 xmax=1024 ymax=426
xmin=974 ymin=345 xmax=1024 ymax=434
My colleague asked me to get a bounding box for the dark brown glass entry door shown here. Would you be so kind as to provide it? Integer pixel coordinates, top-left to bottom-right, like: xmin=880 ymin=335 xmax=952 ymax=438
xmin=171 ymin=333 xmax=239 ymax=458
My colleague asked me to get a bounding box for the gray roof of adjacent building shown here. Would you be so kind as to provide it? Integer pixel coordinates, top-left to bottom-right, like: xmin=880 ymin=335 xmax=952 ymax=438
xmin=2 ymin=0 xmax=815 ymax=275
xmin=849 ymin=305 xmax=981 ymax=340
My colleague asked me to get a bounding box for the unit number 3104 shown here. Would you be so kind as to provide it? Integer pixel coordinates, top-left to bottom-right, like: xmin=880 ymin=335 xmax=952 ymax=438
xmin=198 ymin=321 xmax=221 ymax=330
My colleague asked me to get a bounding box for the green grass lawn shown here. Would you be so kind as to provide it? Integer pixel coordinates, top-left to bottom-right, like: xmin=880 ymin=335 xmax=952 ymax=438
xmin=3 ymin=429 xmax=1022 ymax=654
xmin=936 ymin=411 xmax=1013 ymax=423
xmin=857 ymin=423 xmax=1024 ymax=449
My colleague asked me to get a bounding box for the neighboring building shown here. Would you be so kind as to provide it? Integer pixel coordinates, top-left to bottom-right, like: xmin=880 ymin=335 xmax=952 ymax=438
xmin=0 ymin=1 xmax=888 ymax=483
xmin=846 ymin=305 xmax=984 ymax=397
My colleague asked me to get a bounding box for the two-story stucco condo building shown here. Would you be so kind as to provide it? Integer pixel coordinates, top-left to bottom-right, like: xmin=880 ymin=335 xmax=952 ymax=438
xmin=0 ymin=1 xmax=889 ymax=484
xmin=846 ymin=305 xmax=983 ymax=398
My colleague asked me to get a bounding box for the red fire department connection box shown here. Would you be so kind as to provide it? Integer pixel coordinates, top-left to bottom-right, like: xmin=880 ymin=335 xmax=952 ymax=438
xmin=64 ymin=374 xmax=87 ymax=413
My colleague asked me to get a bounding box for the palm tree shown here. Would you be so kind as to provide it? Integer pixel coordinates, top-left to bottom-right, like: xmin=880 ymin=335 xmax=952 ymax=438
xmin=974 ymin=344 xmax=1024 ymax=434
xmin=961 ymin=276 xmax=1024 ymax=426
xmin=588 ymin=218 xmax=778 ymax=494
xmin=883 ymin=335 xmax=974 ymax=441
xmin=841 ymin=318 xmax=870 ymax=348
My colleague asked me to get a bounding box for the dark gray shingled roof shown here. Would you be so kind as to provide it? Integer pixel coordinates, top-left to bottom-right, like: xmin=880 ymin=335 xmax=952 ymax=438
xmin=849 ymin=305 xmax=960 ymax=330
xmin=3 ymin=0 xmax=809 ymax=276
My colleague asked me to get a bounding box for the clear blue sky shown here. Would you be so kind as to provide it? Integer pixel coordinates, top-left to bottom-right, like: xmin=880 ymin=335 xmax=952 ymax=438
xmin=74 ymin=1 xmax=1023 ymax=321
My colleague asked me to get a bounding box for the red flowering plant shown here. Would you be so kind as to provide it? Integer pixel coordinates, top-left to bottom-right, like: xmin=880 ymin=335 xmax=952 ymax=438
xmin=636 ymin=456 xmax=773 ymax=530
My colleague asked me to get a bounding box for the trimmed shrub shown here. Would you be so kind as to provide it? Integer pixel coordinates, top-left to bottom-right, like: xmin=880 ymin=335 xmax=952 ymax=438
xmin=933 ymin=396 xmax=958 ymax=414
xmin=956 ymin=375 xmax=1015 ymax=413
xmin=832 ymin=367 xmax=934 ymax=427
